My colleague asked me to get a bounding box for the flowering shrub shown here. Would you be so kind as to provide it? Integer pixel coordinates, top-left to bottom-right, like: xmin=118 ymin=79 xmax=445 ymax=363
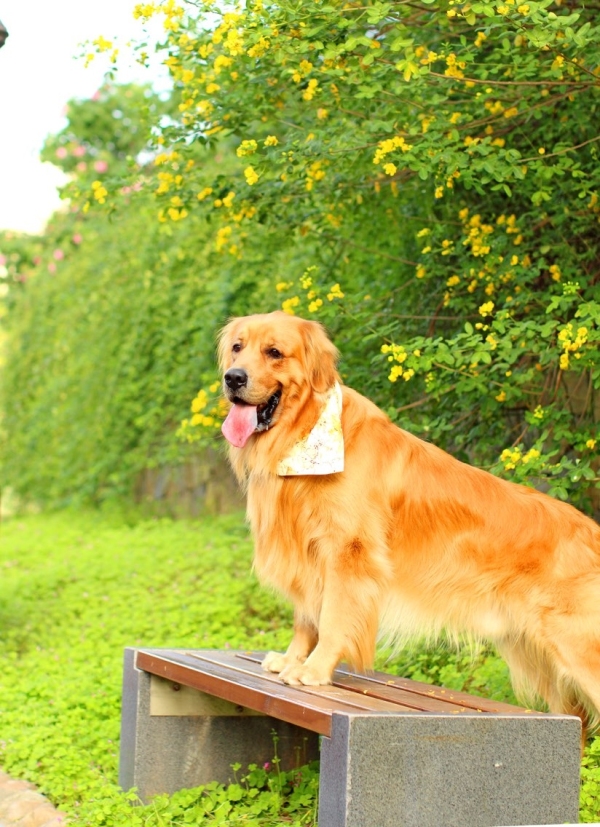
xmin=1 ymin=1 xmax=599 ymax=513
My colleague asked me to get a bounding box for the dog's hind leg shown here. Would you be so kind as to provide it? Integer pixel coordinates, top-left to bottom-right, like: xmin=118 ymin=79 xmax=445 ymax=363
xmin=496 ymin=635 xmax=593 ymax=749
xmin=546 ymin=635 xmax=600 ymax=749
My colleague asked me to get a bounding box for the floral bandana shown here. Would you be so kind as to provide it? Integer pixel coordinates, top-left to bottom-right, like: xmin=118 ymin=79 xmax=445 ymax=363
xmin=277 ymin=382 xmax=344 ymax=476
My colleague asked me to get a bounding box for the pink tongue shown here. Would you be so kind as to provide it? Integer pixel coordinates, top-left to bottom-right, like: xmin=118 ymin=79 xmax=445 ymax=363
xmin=221 ymin=403 xmax=259 ymax=448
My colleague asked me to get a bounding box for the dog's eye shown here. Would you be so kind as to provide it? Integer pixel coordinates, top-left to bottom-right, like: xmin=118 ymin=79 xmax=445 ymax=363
xmin=267 ymin=347 xmax=283 ymax=359
xmin=232 ymin=342 xmax=242 ymax=353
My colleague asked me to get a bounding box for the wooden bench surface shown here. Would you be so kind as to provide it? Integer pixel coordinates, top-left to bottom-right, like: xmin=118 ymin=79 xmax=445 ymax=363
xmin=135 ymin=648 xmax=538 ymax=738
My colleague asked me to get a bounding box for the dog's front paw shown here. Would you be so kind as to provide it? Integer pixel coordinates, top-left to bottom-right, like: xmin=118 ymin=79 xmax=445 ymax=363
xmin=279 ymin=663 xmax=333 ymax=686
xmin=262 ymin=651 xmax=290 ymax=674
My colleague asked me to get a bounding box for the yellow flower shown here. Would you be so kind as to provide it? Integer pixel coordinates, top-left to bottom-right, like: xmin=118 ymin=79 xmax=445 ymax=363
xmin=384 ymin=163 xmax=397 ymax=176
xmin=559 ymin=352 xmax=569 ymax=370
xmin=317 ymin=108 xmax=329 ymax=120
xmin=197 ymin=187 xmax=213 ymax=201
xmin=236 ymin=139 xmax=258 ymax=157
xmin=264 ymin=135 xmax=278 ymax=146
xmin=478 ymin=301 xmax=494 ymax=316
xmin=222 ymin=191 xmax=236 ymax=208
xmin=282 ymin=296 xmax=300 ymax=315
xmin=447 ymin=275 xmax=460 ymax=287
xmin=327 ymin=283 xmax=345 ymax=301
xmin=435 ymin=186 xmax=444 ymax=199
xmin=586 ymin=438 xmax=597 ymax=449
xmin=308 ymin=298 xmax=323 ymax=312
xmin=495 ymin=390 xmax=506 ymax=402
xmin=244 ymin=166 xmax=259 ymax=185
xmin=275 ymin=281 xmax=293 ymax=292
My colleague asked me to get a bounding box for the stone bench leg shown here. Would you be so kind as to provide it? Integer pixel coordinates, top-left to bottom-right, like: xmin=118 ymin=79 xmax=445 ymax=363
xmin=319 ymin=712 xmax=581 ymax=827
xmin=119 ymin=648 xmax=319 ymax=800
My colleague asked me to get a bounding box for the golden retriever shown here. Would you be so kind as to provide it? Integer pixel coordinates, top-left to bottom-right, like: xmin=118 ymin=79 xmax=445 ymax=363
xmin=218 ymin=310 xmax=600 ymax=742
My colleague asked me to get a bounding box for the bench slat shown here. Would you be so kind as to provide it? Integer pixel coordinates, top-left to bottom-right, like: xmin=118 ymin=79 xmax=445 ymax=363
xmin=237 ymin=651 xmax=537 ymax=715
xmin=236 ymin=652 xmax=479 ymax=714
xmin=137 ymin=649 xmax=420 ymax=735
xmin=336 ymin=665 xmax=534 ymax=714
xmin=187 ymin=650 xmax=421 ymax=714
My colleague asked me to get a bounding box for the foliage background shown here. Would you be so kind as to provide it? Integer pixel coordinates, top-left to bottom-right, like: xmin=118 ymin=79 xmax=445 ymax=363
xmin=1 ymin=0 xmax=599 ymax=513
xmin=0 ymin=510 xmax=598 ymax=825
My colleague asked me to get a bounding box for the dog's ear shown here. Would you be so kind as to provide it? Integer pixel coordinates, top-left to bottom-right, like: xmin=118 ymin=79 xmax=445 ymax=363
xmin=217 ymin=318 xmax=237 ymax=372
xmin=302 ymin=320 xmax=339 ymax=393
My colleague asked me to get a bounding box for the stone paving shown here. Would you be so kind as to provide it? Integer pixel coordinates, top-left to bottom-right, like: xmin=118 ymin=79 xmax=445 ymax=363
xmin=0 ymin=770 xmax=65 ymax=827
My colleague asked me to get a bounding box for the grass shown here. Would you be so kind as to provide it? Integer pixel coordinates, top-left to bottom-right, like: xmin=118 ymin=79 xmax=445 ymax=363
xmin=0 ymin=509 xmax=598 ymax=824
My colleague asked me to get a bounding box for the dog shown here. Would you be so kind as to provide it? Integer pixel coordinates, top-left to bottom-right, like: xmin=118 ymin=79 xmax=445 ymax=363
xmin=219 ymin=310 xmax=600 ymax=743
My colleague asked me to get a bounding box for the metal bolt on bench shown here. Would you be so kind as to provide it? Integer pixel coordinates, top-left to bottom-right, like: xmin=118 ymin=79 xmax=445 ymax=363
xmin=119 ymin=648 xmax=581 ymax=827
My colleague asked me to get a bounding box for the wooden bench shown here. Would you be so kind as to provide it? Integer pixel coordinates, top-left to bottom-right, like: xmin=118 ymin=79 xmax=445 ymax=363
xmin=119 ymin=648 xmax=581 ymax=827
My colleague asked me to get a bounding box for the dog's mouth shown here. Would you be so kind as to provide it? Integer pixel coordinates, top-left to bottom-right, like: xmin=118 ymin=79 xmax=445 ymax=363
xmin=222 ymin=390 xmax=282 ymax=448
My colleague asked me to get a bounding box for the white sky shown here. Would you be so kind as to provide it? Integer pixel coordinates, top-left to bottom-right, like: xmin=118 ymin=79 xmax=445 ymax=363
xmin=0 ymin=1 xmax=169 ymax=234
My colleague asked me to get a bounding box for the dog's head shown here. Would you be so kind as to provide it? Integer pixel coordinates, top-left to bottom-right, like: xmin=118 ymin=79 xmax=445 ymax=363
xmin=218 ymin=311 xmax=339 ymax=448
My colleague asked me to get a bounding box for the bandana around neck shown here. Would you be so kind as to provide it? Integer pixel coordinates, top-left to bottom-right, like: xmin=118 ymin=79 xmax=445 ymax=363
xmin=277 ymin=382 xmax=344 ymax=476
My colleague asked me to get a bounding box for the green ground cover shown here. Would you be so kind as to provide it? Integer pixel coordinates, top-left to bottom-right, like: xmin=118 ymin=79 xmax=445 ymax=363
xmin=0 ymin=510 xmax=598 ymax=824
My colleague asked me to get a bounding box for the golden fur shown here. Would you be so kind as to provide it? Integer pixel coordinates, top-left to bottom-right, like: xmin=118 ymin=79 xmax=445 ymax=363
xmin=219 ymin=311 xmax=600 ymax=742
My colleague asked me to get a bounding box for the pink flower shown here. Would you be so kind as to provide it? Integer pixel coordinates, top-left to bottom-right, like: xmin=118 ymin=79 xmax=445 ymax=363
xmin=72 ymin=234 xmax=83 ymax=245
xmin=33 ymin=256 xmax=41 ymax=265
xmin=76 ymin=162 xmax=87 ymax=172
xmin=55 ymin=147 xmax=68 ymax=159
xmin=53 ymin=249 xmax=64 ymax=261
xmin=48 ymin=262 xmax=57 ymax=274
xmin=0 ymin=255 xmax=6 ymax=266
xmin=94 ymin=160 xmax=108 ymax=173
xmin=73 ymin=145 xmax=86 ymax=157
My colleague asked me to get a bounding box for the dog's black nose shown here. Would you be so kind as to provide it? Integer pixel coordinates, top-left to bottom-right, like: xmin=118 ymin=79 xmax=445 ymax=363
xmin=224 ymin=368 xmax=248 ymax=391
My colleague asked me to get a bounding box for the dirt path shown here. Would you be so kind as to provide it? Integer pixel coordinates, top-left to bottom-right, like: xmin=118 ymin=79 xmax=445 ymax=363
xmin=0 ymin=770 xmax=65 ymax=827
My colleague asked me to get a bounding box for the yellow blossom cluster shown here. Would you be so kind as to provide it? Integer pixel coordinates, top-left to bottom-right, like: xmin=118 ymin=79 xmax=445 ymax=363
xmin=549 ymin=264 xmax=561 ymax=282
xmin=444 ymin=53 xmax=466 ymax=79
xmin=327 ymin=283 xmax=344 ymax=301
xmin=92 ymin=180 xmax=108 ymax=204
xmin=236 ymin=140 xmax=258 ymax=157
xmin=497 ymin=213 xmax=523 ymax=245
xmin=244 ymin=166 xmax=259 ymax=185
xmin=302 ymin=79 xmax=319 ymax=101
xmin=381 ymin=343 xmax=415 ymax=383
xmin=500 ymin=446 xmax=541 ymax=470
xmin=558 ymin=323 xmax=588 ymax=370
xmin=215 ymin=225 xmax=232 ymax=252
xmin=462 ymin=213 xmax=494 ymax=257
xmin=155 ymin=170 xmax=183 ymax=195
xmin=183 ymin=384 xmax=227 ymax=432
xmin=373 ymin=135 xmax=413 ymax=167
xmin=282 ymin=295 xmax=301 ymax=315
xmin=247 ymin=36 xmax=270 ymax=58
xmin=305 ymin=160 xmax=326 ymax=191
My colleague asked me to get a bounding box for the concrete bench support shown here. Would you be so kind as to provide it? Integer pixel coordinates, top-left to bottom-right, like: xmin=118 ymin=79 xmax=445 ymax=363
xmin=119 ymin=648 xmax=318 ymax=797
xmin=320 ymin=711 xmax=580 ymax=827
xmin=119 ymin=648 xmax=582 ymax=827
